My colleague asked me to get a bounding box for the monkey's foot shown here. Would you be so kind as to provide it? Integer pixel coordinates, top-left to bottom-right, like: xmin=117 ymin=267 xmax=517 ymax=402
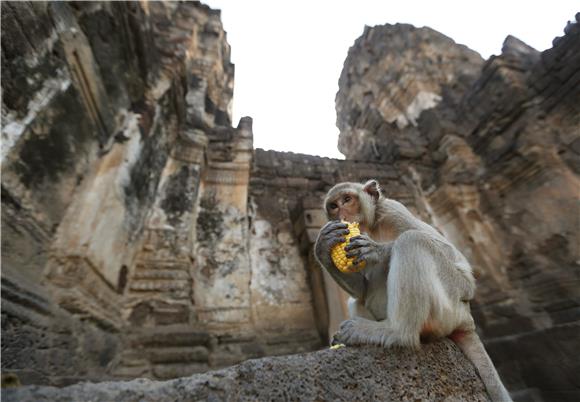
xmin=334 ymin=318 xmax=395 ymax=347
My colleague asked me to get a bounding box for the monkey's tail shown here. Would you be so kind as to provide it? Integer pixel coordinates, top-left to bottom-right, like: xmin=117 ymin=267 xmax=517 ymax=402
xmin=451 ymin=330 xmax=512 ymax=402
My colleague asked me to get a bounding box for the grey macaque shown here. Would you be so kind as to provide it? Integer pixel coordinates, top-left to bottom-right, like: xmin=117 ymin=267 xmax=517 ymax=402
xmin=315 ymin=179 xmax=511 ymax=402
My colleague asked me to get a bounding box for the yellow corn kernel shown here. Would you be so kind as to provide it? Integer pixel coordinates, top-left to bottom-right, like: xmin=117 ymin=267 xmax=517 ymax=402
xmin=331 ymin=221 xmax=366 ymax=273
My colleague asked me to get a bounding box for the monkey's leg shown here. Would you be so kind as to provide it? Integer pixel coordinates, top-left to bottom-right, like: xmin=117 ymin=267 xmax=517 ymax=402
xmin=335 ymin=231 xmax=439 ymax=348
xmin=331 ymin=298 xmax=377 ymax=346
xmin=347 ymin=297 xmax=375 ymax=320
xmin=384 ymin=233 xmax=444 ymax=348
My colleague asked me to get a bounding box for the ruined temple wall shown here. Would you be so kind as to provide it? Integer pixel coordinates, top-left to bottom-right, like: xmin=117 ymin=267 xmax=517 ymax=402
xmin=463 ymin=23 xmax=580 ymax=401
xmin=3 ymin=1 xmax=579 ymax=398
xmin=2 ymin=1 xmax=351 ymax=384
xmin=1 ymin=1 xmax=164 ymax=384
xmin=1 ymin=0 xmax=246 ymax=384
xmin=250 ymin=149 xmax=426 ymax=340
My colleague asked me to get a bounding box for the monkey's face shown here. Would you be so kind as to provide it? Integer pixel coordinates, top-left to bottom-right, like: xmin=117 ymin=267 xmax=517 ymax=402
xmin=326 ymin=192 xmax=363 ymax=223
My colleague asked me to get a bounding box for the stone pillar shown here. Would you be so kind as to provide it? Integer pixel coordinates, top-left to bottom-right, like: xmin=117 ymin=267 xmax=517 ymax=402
xmin=44 ymin=113 xmax=147 ymax=330
xmin=125 ymin=128 xmax=208 ymax=326
xmin=50 ymin=1 xmax=113 ymax=144
xmin=193 ymin=118 xmax=253 ymax=327
xmin=111 ymin=128 xmax=210 ymax=379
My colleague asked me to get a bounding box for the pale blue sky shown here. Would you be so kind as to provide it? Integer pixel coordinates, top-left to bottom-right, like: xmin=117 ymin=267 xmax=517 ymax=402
xmin=205 ymin=0 xmax=578 ymax=158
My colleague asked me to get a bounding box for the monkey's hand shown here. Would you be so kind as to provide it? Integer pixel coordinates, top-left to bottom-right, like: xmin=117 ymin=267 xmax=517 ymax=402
xmin=345 ymin=235 xmax=392 ymax=271
xmin=314 ymin=221 xmax=350 ymax=268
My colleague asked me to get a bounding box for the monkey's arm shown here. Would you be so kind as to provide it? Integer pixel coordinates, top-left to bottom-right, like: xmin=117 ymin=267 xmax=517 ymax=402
xmin=315 ymin=221 xmax=367 ymax=300
xmin=345 ymin=235 xmax=393 ymax=271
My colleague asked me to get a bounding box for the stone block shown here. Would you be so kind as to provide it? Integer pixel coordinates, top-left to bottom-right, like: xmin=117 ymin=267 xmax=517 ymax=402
xmin=149 ymin=346 xmax=209 ymax=364
xmin=2 ymin=341 xmax=490 ymax=401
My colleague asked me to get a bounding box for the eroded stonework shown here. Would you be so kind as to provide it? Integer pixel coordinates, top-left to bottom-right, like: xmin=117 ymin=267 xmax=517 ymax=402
xmin=2 ymin=2 xmax=579 ymax=401
xmin=1 ymin=1 xmax=317 ymax=385
xmin=2 ymin=341 xmax=490 ymax=402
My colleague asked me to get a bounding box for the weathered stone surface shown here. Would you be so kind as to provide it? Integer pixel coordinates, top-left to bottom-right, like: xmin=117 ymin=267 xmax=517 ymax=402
xmin=2 ymin=1 xmax=579 ymax=401
xmin=336 ymin=23 xmax=483 ymax=162
xmin=1 ymin=0 xmax=321 ymax=386
xmin=2 ymin=341 xmax=489 ymax=402
xmin=1 ymin=0 xmax=251 ymax=384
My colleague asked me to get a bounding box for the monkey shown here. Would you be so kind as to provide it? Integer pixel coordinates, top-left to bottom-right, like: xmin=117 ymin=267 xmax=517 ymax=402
xmin=315 ymin=179 xmax=512 ymax=402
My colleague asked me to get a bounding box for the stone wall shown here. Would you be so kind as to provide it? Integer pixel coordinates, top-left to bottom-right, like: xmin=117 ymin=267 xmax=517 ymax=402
xmin=251 ymin=149 xmax=416 ymax=339
xmin=2 ymin=2 xmax=579 ymax=401
xmin=335 ymin=17 xmax=580 ymax=402
xmin=2 ymin=340 xmax=490 ymax=402
xmin=1 ymin=1 xmax=321 ymax=385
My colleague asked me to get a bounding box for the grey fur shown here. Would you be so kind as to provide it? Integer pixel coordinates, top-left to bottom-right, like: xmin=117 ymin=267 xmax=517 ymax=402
xmin=315 ymin=180 xmax=512 ymax=402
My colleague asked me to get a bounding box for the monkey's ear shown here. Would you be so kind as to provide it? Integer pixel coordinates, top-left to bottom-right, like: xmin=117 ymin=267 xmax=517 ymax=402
xmin=363 ymin=180 xmax=381 ymax=201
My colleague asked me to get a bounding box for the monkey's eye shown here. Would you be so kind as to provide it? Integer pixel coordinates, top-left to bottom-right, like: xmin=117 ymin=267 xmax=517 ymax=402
xmin=329 ymin=203 xmax=338 ymax=210
xmin=344 ymin=195 xmax=352 ymax=203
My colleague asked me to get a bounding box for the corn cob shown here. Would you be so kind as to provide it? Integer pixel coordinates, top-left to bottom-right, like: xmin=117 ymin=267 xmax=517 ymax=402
xmin=331 ymin=221 xmax=366 ymax=273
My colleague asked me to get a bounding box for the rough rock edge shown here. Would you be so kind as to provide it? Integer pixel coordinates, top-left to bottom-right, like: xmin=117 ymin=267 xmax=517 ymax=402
xmin=2 ymin=340 xmax=489 ymax=402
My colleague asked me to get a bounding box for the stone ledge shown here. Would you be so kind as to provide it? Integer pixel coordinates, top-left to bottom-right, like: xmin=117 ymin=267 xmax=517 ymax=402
xmin=2 ymin=340 xmax=489 ymax=401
